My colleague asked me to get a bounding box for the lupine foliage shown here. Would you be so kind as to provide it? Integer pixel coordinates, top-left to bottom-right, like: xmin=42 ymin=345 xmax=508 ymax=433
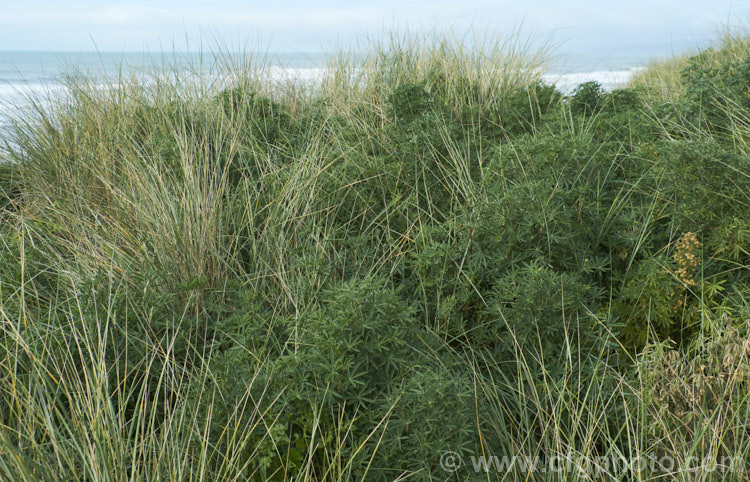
xmin=0 ymin=33 xmax=750 ymax=480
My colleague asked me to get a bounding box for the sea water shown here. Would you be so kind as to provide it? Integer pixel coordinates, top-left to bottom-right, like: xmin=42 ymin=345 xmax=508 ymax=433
xmin=0 ymin=50 xmax=645 ymax=135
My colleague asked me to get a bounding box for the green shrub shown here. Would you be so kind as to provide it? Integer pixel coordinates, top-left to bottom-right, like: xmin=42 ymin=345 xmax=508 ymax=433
xmin=484 ymin=260 xmax=597 ymax=364
xmin=679 ymin=50 xmax=750 ymax=137
xmin=369 ymin=364 xmax=477 ymax=481
xmin=389 ymin=83 xmax=435 ymax=122
xmin=569 ymin=80 xmax=605 ymax=116
xmin=4 ymin=31 xmax=750 ymax=481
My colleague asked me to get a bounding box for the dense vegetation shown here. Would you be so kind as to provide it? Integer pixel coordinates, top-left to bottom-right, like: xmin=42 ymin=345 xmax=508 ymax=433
xmin=0 ymin=33 xmax=749 ymax=480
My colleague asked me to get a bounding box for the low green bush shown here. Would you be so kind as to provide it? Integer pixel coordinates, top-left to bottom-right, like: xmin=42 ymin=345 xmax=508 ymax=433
xmin=2 ymin=32 xmax=750 ymax=480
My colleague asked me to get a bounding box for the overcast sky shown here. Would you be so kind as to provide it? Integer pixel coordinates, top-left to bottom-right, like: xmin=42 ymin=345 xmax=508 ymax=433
xmin=0 ymin=1 xmax=746 ymax=59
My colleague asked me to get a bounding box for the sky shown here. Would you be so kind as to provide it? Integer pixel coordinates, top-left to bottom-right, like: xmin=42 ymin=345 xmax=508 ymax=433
xmin=0 ymin=1 xmax=747 ymax=60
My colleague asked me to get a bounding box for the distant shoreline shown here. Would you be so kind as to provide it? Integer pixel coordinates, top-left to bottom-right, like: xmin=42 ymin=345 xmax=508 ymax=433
xmin=0 ymin=54 xmax=642 ymax=124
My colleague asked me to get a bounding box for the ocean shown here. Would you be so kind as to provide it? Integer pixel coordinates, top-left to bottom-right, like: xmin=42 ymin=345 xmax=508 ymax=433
xmin=0 ymin=50 xmax=645 ymax=134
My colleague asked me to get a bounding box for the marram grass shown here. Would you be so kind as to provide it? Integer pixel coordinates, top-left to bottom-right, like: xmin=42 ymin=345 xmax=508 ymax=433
xmin=1 ymin=31 xmax=750 ymax=480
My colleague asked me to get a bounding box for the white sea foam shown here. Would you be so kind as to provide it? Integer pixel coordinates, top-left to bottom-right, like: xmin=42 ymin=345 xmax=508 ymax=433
xmin=264 ymin=66 xmax=328 ymax=84
xmin=0 ymin=65 xmax=645 ymax=132
xmin=259 ymin=66 xmax=643 ymax=92
xmin=543 ymin=67 xmax=644 ymax=93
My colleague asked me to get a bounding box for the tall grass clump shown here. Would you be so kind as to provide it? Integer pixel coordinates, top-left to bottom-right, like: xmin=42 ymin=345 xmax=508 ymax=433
xmin=1 ymin=28 xmax=750 ymax=480
xmin=629 ymin=24 xmax=750 ymax=103
xmin=320 ymin=30 xmax=552 ymax=110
